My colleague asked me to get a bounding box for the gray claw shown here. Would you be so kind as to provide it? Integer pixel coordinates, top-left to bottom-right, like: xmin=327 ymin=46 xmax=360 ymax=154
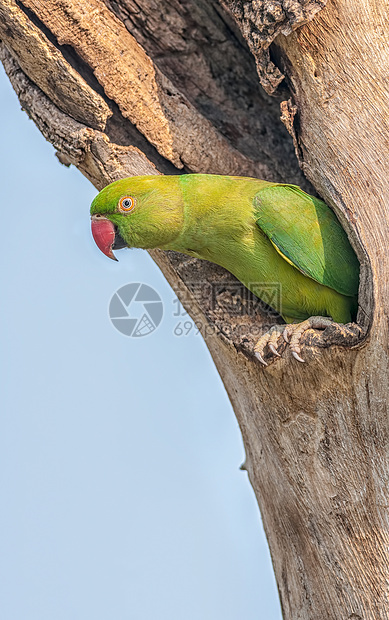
xmin=255 ymin=351 xmax=268 ymax=366
xmin=291 ymin=350 xmax=305 ymax=363
xmin=283 ymin=328 xmax=289 ymax=343
xmin=269 ymin=343 xmax=281 ymax=357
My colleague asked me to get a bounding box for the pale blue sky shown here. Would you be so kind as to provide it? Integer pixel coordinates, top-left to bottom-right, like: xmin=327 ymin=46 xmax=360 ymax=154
xmin=0 ymin=64 xmax=281 ymax=620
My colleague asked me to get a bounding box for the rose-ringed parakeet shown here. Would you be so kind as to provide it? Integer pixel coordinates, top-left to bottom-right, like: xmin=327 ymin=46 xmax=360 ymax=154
xmin=90 ymin=174 xmax=359 ymax=364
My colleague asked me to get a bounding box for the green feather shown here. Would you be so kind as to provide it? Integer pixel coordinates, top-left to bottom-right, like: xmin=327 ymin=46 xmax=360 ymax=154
xmin=254 ymin=185 xmax=359 ymax=297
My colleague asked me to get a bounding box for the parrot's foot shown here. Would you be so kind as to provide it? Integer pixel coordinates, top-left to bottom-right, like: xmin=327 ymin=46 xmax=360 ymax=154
xmin=254 ymin=324 xmax=288 ymax=366
xmin=282 ymin=317 xmax=334 ymax=363
xmin=254 ymin=316 xmax=362 ymax=366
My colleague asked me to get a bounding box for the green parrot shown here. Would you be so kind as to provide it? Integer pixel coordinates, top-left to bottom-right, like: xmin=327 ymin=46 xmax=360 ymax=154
xmin=90 ymin=174 xmax=359 ymax=364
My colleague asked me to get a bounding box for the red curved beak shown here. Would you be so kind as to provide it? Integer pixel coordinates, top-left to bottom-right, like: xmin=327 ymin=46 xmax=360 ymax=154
xmin=91 ymin=216 xmax=118 ymax=261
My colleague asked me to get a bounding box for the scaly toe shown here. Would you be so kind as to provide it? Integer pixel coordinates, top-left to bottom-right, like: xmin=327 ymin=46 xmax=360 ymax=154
xmin=254 ymin=324 xmax=286 ymax=365
xmin=254 ymin=316 xmax=353 ymax=365
xmin=283 ymin=325 xmax=295 ymax=342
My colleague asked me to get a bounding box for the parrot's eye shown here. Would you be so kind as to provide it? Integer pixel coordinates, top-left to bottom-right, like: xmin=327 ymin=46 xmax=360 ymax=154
xmin=118 ymin=196 xmax=135 ymax=213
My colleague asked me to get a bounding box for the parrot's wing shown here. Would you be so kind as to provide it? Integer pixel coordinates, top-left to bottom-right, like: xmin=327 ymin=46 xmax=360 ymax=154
xmin=253 ymin=184 xmax=359 ymax=297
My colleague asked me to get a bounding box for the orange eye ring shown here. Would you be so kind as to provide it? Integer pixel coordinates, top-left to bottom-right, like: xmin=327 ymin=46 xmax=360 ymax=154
xmin=118 ymin=196 xmax=135 ymax=212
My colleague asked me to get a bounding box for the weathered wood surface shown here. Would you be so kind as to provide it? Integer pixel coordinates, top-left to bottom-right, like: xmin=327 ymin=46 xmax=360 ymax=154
xmin=220 ymin=0 xmax=327 ymax=92
xmin=1 ymin=0 xmax=388 ymax=618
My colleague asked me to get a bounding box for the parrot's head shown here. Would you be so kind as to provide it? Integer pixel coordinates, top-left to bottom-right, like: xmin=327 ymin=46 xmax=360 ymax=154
xmin=90 ymin=175 xmax=184 ymax=260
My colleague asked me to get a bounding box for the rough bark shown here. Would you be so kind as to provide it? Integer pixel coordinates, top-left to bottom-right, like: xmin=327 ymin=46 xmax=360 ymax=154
xmin=220 ymin=0 xmax=327 ymax=93
xmin=1 ymin=0 xmax=388 ymax=618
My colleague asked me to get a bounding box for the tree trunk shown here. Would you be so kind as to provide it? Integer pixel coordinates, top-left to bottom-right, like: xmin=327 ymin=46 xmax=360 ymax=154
xmin=1 ymin=0 xmax=388 ymax=618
